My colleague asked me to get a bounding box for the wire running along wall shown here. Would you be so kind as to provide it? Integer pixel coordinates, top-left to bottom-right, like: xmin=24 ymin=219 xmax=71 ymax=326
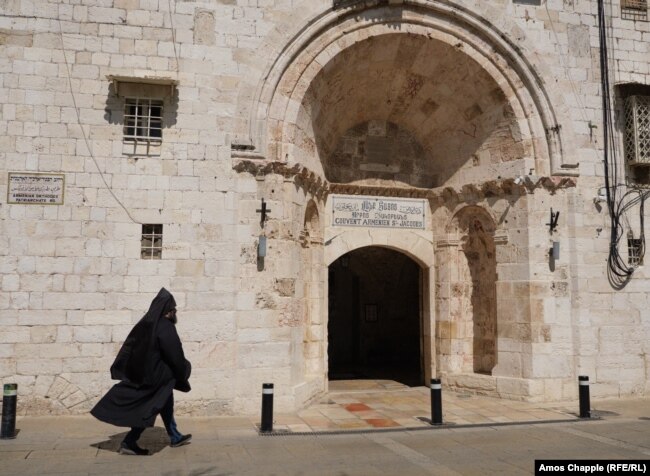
xmin=598 ymin=0 xmax=650 ymax=289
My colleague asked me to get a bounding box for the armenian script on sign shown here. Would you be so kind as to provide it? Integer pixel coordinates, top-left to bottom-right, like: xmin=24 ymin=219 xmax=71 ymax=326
xmin=8 ymin=173 xmax=65 ymax=205
xmin=332 ymin=195 xmax=426 ymax=230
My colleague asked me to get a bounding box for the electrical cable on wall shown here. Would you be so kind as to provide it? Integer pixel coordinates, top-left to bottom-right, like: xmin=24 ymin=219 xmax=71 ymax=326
xmin=597 ymin=0 xmax=650 ymax=289
xmin=58 ymin=20 xmax=141 ymax=225
xmin=544 ymin=2 xmax=590 ymax=124
xmin=58 ymin=0 xmax=182 ymax=224
xmin=167 ymin=0 xmax=180 ymax=75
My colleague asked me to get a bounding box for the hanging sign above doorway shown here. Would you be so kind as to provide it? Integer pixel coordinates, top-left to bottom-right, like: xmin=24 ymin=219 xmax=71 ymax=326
xmin=332 ymin=195 xmax=426 ymax=230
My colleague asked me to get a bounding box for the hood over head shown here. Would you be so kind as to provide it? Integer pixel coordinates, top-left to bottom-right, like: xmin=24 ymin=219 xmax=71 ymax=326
xmin=110 ymin=288 xmax=176 ymax=385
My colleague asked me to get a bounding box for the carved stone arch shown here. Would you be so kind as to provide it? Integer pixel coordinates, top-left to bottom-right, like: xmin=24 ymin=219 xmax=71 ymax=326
xmin=324 ymin=233 xmax=436 ymax=383
xmin=234 ymin=0 xmax=576 ymax=177
xmin=324 ymin=230 xmax=434 ymax=268
xmin=446 ymin=205 xmax=498 ymax=237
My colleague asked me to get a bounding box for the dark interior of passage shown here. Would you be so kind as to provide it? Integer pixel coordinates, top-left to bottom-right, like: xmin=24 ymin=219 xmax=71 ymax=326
xmin=328 ymin=247 xmax=422 ymax=386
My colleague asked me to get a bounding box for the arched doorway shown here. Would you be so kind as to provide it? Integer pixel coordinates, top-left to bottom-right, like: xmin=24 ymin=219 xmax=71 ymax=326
xmin=328 ymin=247 xmax=423 ymax=386
xmin=229 ymin=1 xmax=571 ymax=406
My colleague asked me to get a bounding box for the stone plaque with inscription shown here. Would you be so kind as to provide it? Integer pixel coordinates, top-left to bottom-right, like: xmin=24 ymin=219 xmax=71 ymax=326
xmin=7 ymin=172 xmax=65 ymax=205
xmin=332 ymin=195 xmax=426 ymax=230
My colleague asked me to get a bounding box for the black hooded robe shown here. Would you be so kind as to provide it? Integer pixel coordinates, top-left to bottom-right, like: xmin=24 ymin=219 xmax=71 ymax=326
xmin=91 ymin=288 xmax=191 ymax=428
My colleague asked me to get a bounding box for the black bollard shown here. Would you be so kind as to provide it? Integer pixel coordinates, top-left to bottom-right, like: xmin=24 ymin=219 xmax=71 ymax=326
xmin=261 ymin=383 xmax=274 ymax=433
xmin=1 ymin=383 xmax=17 ymax=439
xmin=430 ymin=378 xmax=443 ymax=425
xmin=578 ymin=375 xmax=591 ymax=418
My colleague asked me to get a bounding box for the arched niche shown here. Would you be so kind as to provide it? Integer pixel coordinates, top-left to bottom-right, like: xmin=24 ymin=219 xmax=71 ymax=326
xmin=301 ymin=199 xmax=322 ymax=247
xmin=300 ymin=199 xmax=325 ymax=377
xmin=437 ymin=205 xmax=498 ymax=375
xmin=299 ymin=34 xmax=527 ymax=189
xmin=235 ymin=2 xmax=576 ymax=178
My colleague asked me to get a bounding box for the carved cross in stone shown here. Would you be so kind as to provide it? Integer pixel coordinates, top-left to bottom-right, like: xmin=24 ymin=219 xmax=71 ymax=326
xmin=256 ymin=198 xmax=271 ymax=226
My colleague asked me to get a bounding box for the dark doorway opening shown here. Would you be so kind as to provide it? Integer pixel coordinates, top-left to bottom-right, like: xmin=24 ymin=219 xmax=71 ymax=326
xmin=328 ymin=247 xmax=422 ymax=386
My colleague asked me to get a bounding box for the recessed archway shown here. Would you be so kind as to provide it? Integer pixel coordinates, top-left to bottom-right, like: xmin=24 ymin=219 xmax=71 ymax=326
xmin=235 ymin=2 xmax=576 ymax=177
xmin=437 ymin=205 xmax=499 ymax=376
xmin=302 ymin=33 xmax=527 ymax=189
xmin=328 ymin=247 xmax=423 ymax=386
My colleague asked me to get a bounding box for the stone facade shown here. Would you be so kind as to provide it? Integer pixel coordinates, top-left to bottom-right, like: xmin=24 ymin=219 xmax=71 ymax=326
xmin=1 ymin=0 xmax=649 ymax=416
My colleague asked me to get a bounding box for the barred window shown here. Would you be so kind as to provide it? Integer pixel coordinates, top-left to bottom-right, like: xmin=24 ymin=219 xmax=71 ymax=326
xmin=627 ymin=234 xmax=644 ymax=267
xmin=122 ymin=98 xmax=163 ymax=156
xmin=141 ymin=224 xmax=163 ymax=259
xmin=124 ymin=98 xmax=163 ymax=142
xmin=622 ymin=0 xmax=648 ymax=20
xmin=624 ymin=95 xmax=650 ymax=184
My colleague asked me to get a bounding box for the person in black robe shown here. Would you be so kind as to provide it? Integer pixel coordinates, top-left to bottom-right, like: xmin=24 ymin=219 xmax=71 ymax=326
xmin=91 ymin=288 xmax=192 ymax=455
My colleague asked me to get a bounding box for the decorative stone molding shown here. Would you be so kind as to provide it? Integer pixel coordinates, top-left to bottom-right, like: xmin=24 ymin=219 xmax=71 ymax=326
xmin=436 ymin=232 xmax=508 ymax=249
xmin=231 ymin=142 xmax=267 ymax=161
xmin=494 ymin=231 xmax=509 ymax=245
xmin=233 ymin=158 xmax=330 ymax=200
xmin=299 ymin=229 xmax=309 ymax=247
xmin=333 ymin=0 xmax=385 ymax=8
xmin=299 ymin=229 xmax=324 ymax=248
xmin=233 ymin=159 xmax=577 ymax=202
xmin=436 ymin=238 xmax=461 ymax=249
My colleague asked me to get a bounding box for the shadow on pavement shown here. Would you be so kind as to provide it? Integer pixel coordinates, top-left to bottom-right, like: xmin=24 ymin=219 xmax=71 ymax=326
xmin=91 ymin=426 xmax=170 ymax=455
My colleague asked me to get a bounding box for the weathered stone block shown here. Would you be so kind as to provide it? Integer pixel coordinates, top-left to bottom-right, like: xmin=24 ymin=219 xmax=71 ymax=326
xmin=73 ymin=326 xmax=111 ymax=343
xmin=237 ymin=342 xmax=291 ymax=369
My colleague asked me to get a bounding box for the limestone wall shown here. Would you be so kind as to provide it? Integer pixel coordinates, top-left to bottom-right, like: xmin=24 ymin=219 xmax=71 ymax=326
xmin=0 ymin=0 xmax=649 ymax=416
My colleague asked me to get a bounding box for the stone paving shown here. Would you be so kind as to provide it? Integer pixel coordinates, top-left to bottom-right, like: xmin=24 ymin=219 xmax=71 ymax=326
xmin=0 ymin=383 xmax=648 ymax=475
xmin=272 ymin=380 xmax=577 ymax=433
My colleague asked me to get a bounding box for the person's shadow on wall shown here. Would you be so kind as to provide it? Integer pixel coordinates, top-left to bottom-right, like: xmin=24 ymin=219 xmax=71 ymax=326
xmin=91 ymin=426 xmax=169 ymax=455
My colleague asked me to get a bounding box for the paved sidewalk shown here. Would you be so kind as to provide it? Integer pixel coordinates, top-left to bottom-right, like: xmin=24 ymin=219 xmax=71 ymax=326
xmin=0 ymin=383 xmax=648 ymax=475
xmin=275 ymin=380 xmax=577 ymax=433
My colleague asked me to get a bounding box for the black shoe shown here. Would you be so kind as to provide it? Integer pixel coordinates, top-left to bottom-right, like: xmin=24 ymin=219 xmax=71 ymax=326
xmin=119 ymin=441 xmax=149 ymax=456
xmin=170 ymin=434 xmax=192 ymax=447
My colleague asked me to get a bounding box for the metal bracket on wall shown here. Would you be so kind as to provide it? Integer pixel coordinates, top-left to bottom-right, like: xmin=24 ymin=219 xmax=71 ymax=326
xmin=547 ymin=208 xmax=560 ymax=234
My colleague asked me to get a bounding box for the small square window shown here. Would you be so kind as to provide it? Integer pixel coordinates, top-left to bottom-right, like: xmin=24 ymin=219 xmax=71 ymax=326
xmin=622 ymin=0 xmax=648 ymax=20
xmin=627 ymin=234 xmax=644 ymax=267
xmin=123 ymin=98 xmax=164 ymax=156
xmin=141 ymin=224 xmax=163 ymax=259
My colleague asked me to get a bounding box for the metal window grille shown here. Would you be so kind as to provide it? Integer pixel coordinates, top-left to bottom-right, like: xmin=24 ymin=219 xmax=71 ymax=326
xmin=141 ymin=224 xmax=163 ymax=259
xmin=622 ymin=0 xmax=648 ymax=20
xmin=123 ymin=98 xmax=163 ymax=142
xmin=627 ymin=234 xmax=644 ymax=266
xmin=624 ymin=95 xmax=650 ymax=166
